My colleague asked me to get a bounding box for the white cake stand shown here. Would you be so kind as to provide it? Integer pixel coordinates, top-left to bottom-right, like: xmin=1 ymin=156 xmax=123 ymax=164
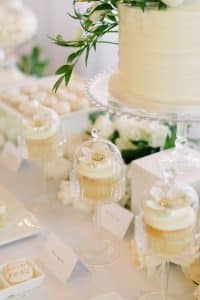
xmin=87 ymin=71 xmax=200 ymax=172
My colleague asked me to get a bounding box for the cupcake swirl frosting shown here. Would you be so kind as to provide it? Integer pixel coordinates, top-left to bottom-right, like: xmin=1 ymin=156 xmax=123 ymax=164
xmin=144 ymin=182 xmax=198 ymax=231
xmin=22 ymin=107 xmax=60 ymax=140
xmin=77 ymin=142 xmax=121 ymax=179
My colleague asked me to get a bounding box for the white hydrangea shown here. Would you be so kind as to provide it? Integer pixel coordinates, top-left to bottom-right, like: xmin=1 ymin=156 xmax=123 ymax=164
xmin=148 ymin=122 xmax=169 ymax=148
xmin=115 ymin=137 xmax=135 ymax=151
xmin=114 ymin=116 xmax=132 ymax=139
xmin=92 ymin=114 xmax=114 ymax=138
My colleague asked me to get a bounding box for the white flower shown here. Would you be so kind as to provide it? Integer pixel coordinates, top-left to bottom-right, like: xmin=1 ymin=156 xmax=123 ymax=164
xmin=46 ymin=158 xmax=72 ymax=181
xmin=57 ymin=180 xmax=73 ymax=206
xmin=79 ymin=142 xmax=112 ymax=164
xmin=150 ymin=186 xmax=165 ymax=202
xmin=92 ymin=114 xmax=114 ymax=139
xmin=114 ymin=116 xmax=132 ymax=138
xmin=115 ymin=137 xmax=135 ymax=150
xmin=162 ymin=0 xmax=184 ymax=7
xmin=194 ymin=285 xmax=200 ymax=300
xmin=148 ymin=122 xmax=169 ymax=148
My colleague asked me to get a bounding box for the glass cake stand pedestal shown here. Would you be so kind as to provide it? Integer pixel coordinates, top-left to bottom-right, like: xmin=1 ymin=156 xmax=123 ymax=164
xmin=87 ymin=71 xmax=200 ymax=173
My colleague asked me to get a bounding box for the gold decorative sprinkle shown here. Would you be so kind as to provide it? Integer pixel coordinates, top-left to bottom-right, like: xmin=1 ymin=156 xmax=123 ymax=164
xmin=92 ymin=152 xmax=105 ymax=162
xmin=159 ymin=198 xmax=169 ymax=208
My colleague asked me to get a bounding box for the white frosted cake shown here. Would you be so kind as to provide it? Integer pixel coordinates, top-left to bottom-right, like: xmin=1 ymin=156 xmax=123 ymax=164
xmin=109 ymin=1 xmax=200 ymax=113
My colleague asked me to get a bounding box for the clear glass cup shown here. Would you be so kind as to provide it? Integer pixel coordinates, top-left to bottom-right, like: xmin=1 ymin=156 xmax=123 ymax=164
xmin=71 ymin=134 xmax=125 ymax=266
xmin=18 ymin=104 xmax=63 ymax=204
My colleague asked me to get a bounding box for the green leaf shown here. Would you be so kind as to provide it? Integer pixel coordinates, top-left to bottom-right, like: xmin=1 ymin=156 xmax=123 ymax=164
xmin=88 ymin=110 xmax=106 ymax=124
xmin=55 ymin=64 xmax=69 ymax=75
xmin=52 ymin=75 xmax=65 ymax=93
xmin=109 ymin=130 xmax=120 ymax=144
xmin=67 ymin=48 xmax=84 ymax=63
xmin=164 ymin=125 xmax=176 ymax=149
xmin=17 ymin=45 xmax=49 ymax=77
xmin=121 ymin=146 xmax=160 ymax=164
xmin=85 ymin=45 xmax=90 ymax=66
xmin=64 ymin=65 xmax=74 ymax=86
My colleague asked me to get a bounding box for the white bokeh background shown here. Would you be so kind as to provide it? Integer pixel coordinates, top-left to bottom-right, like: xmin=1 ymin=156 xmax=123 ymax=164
xmin=24 ymin=0 xmax=117 ymax=78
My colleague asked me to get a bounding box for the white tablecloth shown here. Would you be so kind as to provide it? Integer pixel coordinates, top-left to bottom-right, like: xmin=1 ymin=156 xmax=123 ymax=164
xmin=0 ymin=163 xmax=195 ymax=300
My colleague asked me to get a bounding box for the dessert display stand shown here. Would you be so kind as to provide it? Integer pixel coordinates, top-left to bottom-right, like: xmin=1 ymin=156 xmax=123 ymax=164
xmin=88 ymin=71 xmax=200 ymax=300
xmin=88 ymin=71 xmax=200 ymax=172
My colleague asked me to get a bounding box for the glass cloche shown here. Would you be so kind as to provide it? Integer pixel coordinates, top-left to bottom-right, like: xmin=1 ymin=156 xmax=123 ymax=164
xmin=72 ymin=136 xmax=125 ymax=203
xmin=0 ymin=0 xmax=38 ymax=84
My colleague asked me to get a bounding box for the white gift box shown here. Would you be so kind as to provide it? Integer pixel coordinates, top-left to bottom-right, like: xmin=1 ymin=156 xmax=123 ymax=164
xmin=0 ymin=258 xmax=44 ymax=300
xmin=130 ymin=149 xmax=200 ymax=214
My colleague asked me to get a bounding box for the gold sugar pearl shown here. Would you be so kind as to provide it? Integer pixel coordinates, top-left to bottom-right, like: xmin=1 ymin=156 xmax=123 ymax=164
xmin=160 ymin=198 xmax=169 ymax=208
xmin=92 ymin=152 xmax=105 ymax=162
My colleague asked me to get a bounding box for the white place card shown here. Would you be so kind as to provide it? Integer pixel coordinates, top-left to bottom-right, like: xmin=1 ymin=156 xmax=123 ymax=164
xmin=100 ymin=203 xmax=134 ymax=240
xmin=0 ymin=142 xmax=22 ymax=172
xmin=90 ymin=292 xmax=125 ymax=300
xmin=39 ymin=233 xmax=85 ymax=283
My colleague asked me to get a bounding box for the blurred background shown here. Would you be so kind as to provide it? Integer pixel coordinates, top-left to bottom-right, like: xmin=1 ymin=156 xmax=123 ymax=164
xmin=23 ymin=0 xmax=117 ymax=78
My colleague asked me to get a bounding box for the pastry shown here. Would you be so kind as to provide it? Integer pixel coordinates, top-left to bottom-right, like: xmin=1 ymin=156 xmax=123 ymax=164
xmin=3 ymin=261 xmax=33 ymax=285
xmin=22 ymin=106 xmax=60 ymax=160
xmin=76 ymin=140 xmax=124 ymax=201
xmin=143 ymin=183 xmax=198 ymax=256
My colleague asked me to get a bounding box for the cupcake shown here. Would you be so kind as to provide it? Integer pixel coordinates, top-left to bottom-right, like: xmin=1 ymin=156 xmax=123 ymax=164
xmin=0 ymin=201 xmax=7 ymax=228
xmin=143 ymin=183 xmax=198 ymax=256
xmin=3 ymin=261 xmax=33 ymax=285
xmin=22 ymin=106 xmax=60 ymax=160
xmin=74 ymin=139 xmax=124 ymax=201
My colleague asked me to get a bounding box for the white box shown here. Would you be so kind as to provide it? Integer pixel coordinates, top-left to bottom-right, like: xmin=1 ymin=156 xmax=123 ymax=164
xmin=0 ymin=258 xmax=44 ymax=300
xmin=130 ymin=149 xmax=200 ymax=214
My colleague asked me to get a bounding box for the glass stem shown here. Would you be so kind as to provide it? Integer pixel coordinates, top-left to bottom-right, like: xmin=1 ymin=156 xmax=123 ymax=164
xmin=161 ymin=260 xmax=170 ymax=300
xmin=175 ymin=121 xmax=188 ymax=151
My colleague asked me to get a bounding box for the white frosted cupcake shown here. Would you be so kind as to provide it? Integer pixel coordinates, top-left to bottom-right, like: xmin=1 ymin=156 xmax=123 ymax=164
xmin=75 ymin=139 xmax=124 ymax=201
xmin=143 ymin=183 xmax=198 ymax=256
xmin=0 ymin=201 xmax=7 ymax=228
xmin=22 ymin=106 xmax=60 ymax=160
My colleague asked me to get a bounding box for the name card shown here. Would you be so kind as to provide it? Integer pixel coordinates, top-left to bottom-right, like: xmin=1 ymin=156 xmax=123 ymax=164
xmin=0 ymin=142 xmax=22 ymax=172
xmin=101 ymin=203 xmax=134 ymax=240
xmin=90 ymin=292 xmax=125 ymax=300
xmin=39 ymin=233 xmax=85 ymax=283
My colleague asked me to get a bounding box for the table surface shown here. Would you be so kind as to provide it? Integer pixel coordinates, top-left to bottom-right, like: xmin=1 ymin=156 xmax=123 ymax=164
xmin=0 ymin=162 xmax=195 ymax=300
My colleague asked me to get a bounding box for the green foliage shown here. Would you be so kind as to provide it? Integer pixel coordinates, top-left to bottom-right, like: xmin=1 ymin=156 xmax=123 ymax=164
xmin=164 ymin=124 xmax=176 ymax=149
xmin=109 ymin=129 xmax=120 ymax=144
xmin=88 ymin=110 xmax=106 ymax=123
xmin=17 ymin=46 xmax=49 ymax=78
xmin=88 ymin=111 xmax=176 ymax=165
xmin=121 ymin=145 xmax=160 ymax=164
xmin=53 ymin=0 xmax=167 ymax=91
